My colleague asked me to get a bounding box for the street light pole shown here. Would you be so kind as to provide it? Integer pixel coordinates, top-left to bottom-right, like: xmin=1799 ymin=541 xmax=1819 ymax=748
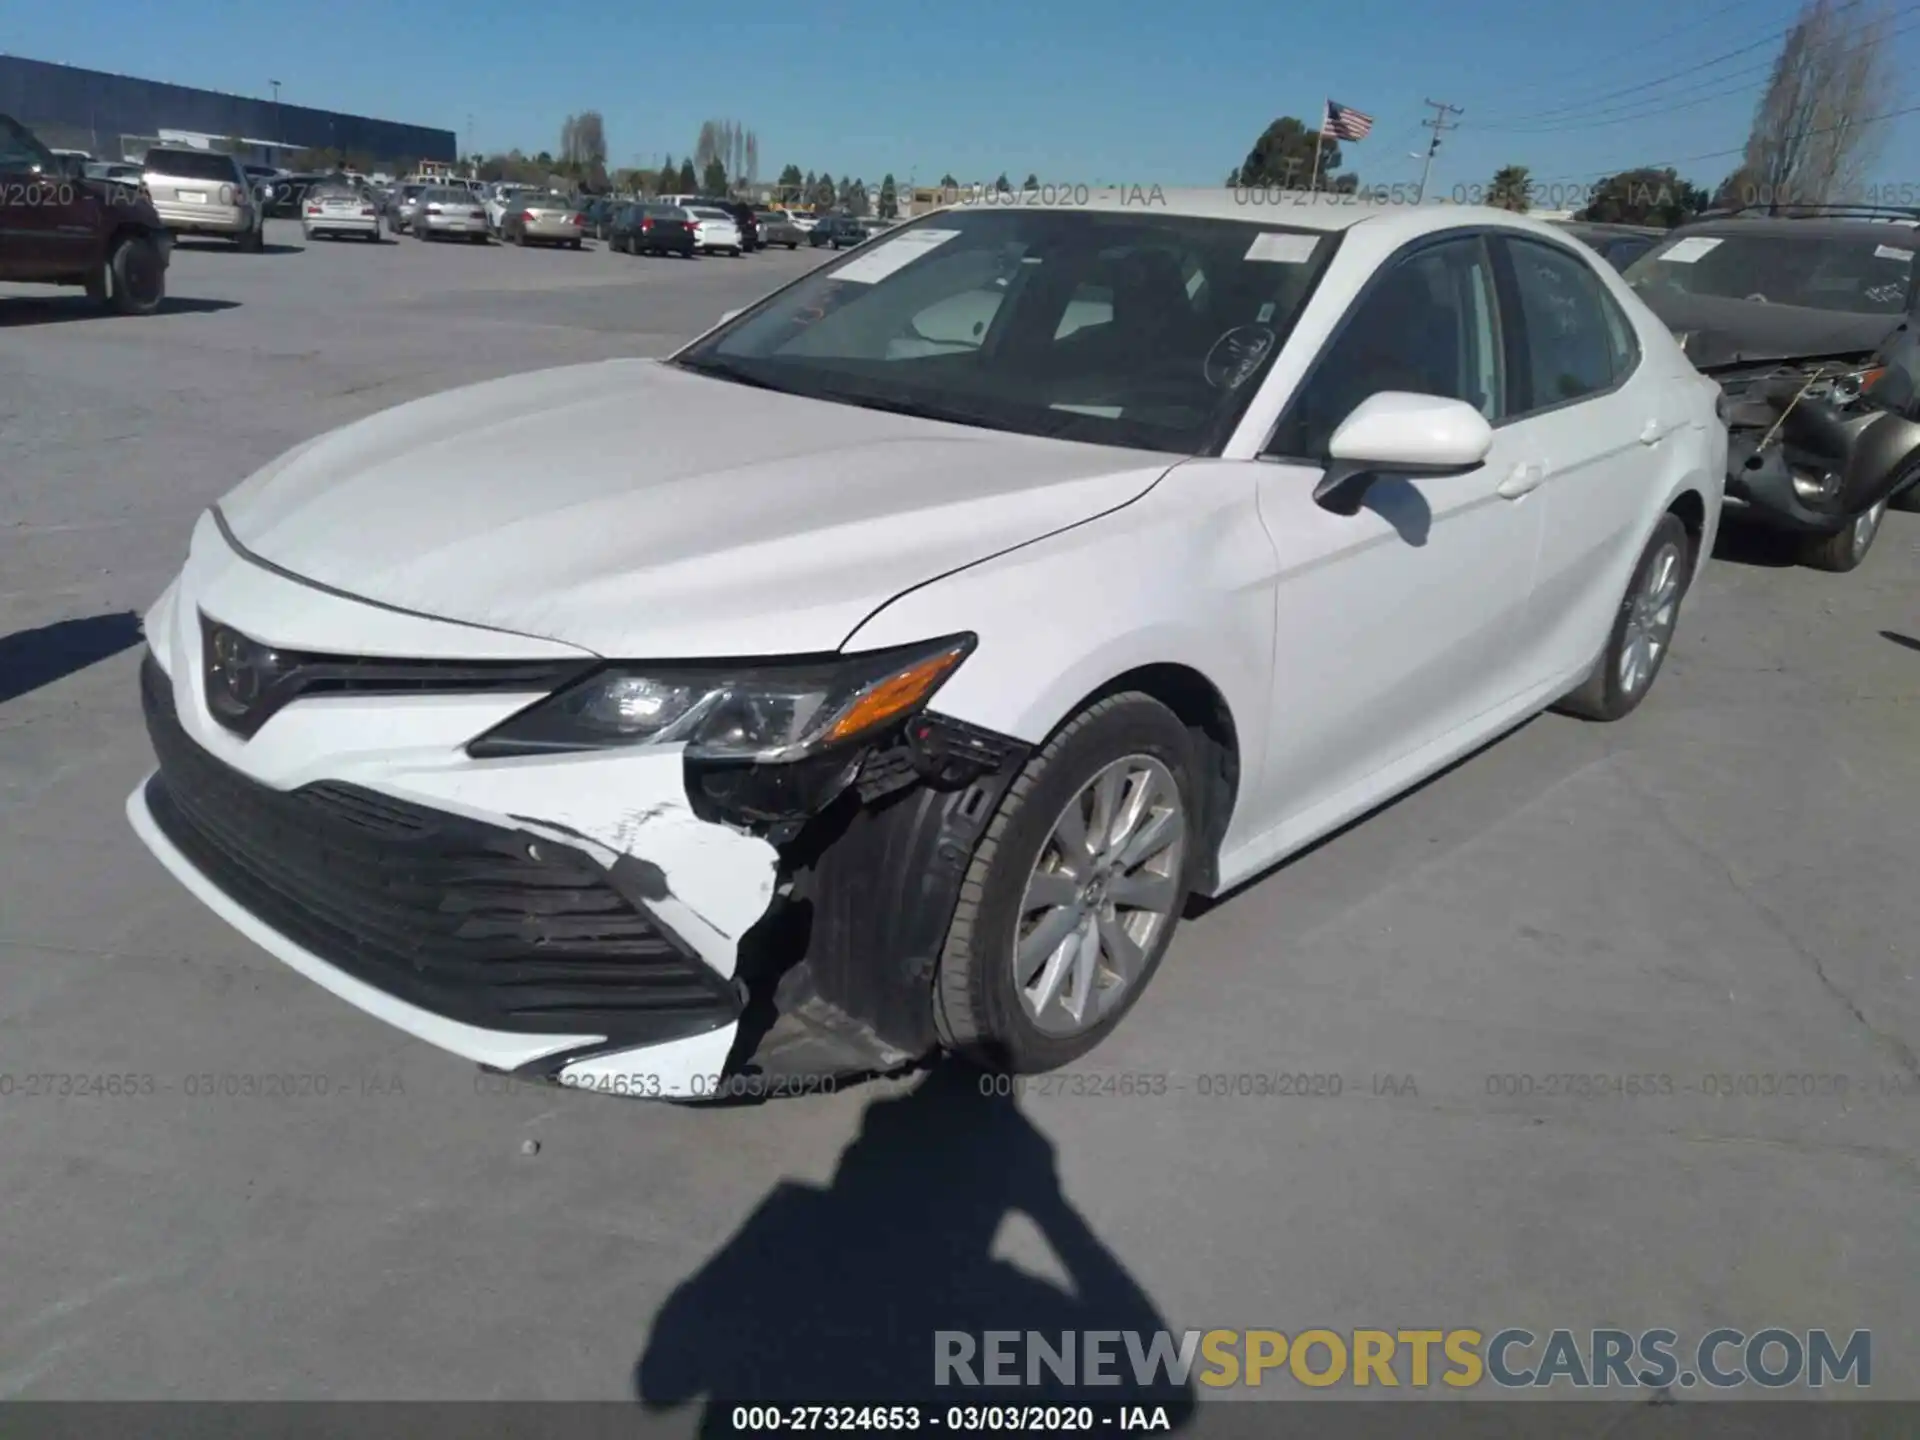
xmin=270 ymin=79 xmax=282 ymax=164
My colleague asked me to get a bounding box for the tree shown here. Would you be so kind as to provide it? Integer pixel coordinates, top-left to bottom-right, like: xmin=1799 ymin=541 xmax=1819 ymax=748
xmin=654 ymin=154 xmax=677 ymax=195
xmin=1225 ymin=166 xmax=1241 ymax=187
xmin=812 ymin=171 xmax=837 ymax=208
xmin=1486 ymin=164 xmax=1531 ymax=212
xmin=560 ymin=112 xmax=607 ymax=175
xmin=701 ymin=157 xmax=728 ymax=196
xmin=1235 ymin=116 xmax=1352 ymax=191
xmin=1733 ymin=0 xmax=1894 ymax=208
xmin=1579 ymin=167 xmax=1708 ymax=225
xmin=993 ymin=172 xmax=1011 ymax=193
xmin=1022 ymin=173 xmax=1039 ymax=191
xmin=878 ymin=173 xmax=898 ymax=219
xmin=939 ymin=173 xmax=958 ymax=188
xmin=677 ymin=157 xmax=697 ymax=191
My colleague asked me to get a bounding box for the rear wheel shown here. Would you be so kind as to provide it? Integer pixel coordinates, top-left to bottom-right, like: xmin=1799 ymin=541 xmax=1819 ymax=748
xmin=1554 ymin=513 xmax=1691 ymax=721
xmin=1800 ymin=500 xmax=1887 ymax=571
xmin=237 ymin=225 xmax=264 ymax=253
xmin=90 ymin=233 xmax=166 ymax=315
xmin=935 ymin=694 xmax=1198 ymax=1074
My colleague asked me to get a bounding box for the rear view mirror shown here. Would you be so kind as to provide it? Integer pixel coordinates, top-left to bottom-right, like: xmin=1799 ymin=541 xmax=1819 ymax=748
xmin=1315 ymin=392 xmax=1494 ymax=516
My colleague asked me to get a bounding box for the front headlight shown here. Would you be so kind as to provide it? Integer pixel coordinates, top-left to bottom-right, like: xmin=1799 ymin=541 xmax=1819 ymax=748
xmin=467 ymin=634 xmax=974 ymax=761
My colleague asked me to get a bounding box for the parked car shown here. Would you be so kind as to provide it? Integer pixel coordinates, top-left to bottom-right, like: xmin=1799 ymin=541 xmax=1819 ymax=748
xmin=1625 ymin=207 xmax=1920 ymax=567
xmin=687 ymin=205 xmax=743 ymax=255
xmin=580 ymin=196 xmax=621 ymax=241
xmin=483 ymin=183 xmax=536 ymax=234
xmin=127 ymin=196 xmax=1723 ymax=1096
xmin=808 ymin=213 xmax=867 ymax=249
xmin=657 ymin=194 xmax=759 ymax=250
xmin=610 ymin=203 xmax=698 ymax=257
xmin=0 ymin=112 xmax=171 ymax=313
xmin=1550 ymin=220 xmax=1664 ymax=272
xmin=414 ymin=185 xmax=491 ymax=242
xmin=388 ymin=182 xmax=431 ymax=234
xmin=501 ymin=192 xmax=587 ymax=247
xmin=300 ymin=181 xmax=383 ymax=242
xmin=754 ymin=210 xmax=803 ymax=249
xmin=84 ymin=159 xmax=146 ymax=188
xmin=142 ymin=146 xmax=264 ymax=251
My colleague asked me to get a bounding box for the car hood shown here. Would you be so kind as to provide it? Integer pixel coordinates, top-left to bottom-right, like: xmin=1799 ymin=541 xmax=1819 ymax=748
xmin=1638 ymin=289 xmax=1898 ymax=369
xmin=215 ymin=358 xmax=1174 ymax=658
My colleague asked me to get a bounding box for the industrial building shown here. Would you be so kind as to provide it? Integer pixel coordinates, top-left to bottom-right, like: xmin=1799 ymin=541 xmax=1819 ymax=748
xmin=0 ymin=55 xmax=455 ymax=172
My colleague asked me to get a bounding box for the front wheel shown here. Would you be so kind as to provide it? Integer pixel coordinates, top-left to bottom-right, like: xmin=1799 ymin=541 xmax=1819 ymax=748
xmin=935 ymin=693 xmax=1198 ymax=1074
xmin=94 ymin=233 xmax=166 ymax=315
xmin=1554 ymin=512 xmax=1691 ymax=722
xmin=1800 ymin=500 xmax=1887 ymax=572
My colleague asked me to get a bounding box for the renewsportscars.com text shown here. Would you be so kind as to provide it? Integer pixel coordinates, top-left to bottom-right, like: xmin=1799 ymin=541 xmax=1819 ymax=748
xmin=935 ymin=1328 xmax=1871 ymax=1390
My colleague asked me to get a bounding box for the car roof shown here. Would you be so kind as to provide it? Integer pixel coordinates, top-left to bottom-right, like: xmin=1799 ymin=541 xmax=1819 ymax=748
xmin=915 ymin=188 xmax=1604 ymax=243
xmin=1664 ymin=215 xmax=1920 ymax=240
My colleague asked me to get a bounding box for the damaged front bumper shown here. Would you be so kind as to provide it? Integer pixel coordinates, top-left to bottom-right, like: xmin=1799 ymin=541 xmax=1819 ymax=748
xmin=1713 ymin=361 xmax=1920 ymax=532
xmin=126 ymin=521 xmax=1027 ymax=1100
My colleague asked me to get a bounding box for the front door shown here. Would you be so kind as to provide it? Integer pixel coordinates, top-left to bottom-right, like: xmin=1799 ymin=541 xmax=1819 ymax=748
xmin=1250 ymin=232 xmax=1545 ymax=838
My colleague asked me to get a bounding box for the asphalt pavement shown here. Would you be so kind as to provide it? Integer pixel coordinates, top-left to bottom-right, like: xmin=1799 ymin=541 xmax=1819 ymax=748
xmin=1 ymin=221 xmax=1915 ymax=1411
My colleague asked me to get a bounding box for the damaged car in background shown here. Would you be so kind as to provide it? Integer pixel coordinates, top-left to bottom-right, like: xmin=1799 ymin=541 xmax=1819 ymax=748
xmin=1625 ymin=208 xmax=1920 ymax=571
xmin=126 ymin=198 xmax=1722 ymax=1100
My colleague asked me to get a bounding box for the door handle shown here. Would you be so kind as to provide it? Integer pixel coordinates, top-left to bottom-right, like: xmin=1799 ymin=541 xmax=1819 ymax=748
xmin=1496 ymin=461 xmax=1545 ymax=499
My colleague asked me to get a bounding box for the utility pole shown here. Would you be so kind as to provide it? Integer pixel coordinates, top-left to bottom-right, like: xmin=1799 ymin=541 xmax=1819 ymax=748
xmin=1415 ymin=98 xmax=1462 ymax=204
xmin=270 ymin=80 xmax=282 ymax=164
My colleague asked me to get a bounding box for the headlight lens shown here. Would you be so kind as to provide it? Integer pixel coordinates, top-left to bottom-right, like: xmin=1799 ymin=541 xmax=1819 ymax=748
xmin=468 ymin=634 xmax=974 ymax=761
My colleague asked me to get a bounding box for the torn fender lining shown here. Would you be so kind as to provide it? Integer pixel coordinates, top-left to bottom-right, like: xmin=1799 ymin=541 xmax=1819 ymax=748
xmin=726 ymin=722 xmax=1031 ymax=1080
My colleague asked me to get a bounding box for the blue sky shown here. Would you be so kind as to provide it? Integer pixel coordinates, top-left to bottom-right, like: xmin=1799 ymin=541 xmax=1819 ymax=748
xmin=10 ymin=0 xmax=1920 ymax=199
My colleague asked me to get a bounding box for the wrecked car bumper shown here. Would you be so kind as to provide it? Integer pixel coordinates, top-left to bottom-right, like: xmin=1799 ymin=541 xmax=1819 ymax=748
xmin=125 ymin=514 xmax=1028 ymax=1098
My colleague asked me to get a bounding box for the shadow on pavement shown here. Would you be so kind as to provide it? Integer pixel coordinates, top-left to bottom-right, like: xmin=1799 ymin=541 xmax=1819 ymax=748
xmin=0 ymin=296 xmax=238 ymax=327
xmin=634 ymin=1060 xmax=1196 ymax=1435
xmin=0 ymin=611 xmax=144 ymax=704
xmin=1881 ymin=629 xmax=1920 ymax=654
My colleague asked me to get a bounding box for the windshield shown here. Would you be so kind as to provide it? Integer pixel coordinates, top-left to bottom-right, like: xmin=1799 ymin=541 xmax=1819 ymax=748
xmin=674 ymin=207 xmax=1337 ymax=454
xmin=691 ymin=208 xmax=732 ymax=220
xmin=1625 ymin=230 xmax=1914 ymax=316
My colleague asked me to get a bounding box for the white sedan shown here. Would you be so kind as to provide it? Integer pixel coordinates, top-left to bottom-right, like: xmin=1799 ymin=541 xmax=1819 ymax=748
xmin=299 ymin=183 xmax=383 ymax=242
xmin=127 ymin=193 xmax=1723 ymax=1098
xmin=687 ymin=205 xmax=743 ymax=256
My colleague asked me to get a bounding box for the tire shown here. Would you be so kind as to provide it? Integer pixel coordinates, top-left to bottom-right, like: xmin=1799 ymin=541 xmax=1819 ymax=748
xmin=787 ymin=241 xmax=798 ymax=250
xmin=1799 ymin=500 xmax=1888 ymax=571
xmin=470 ymin=233 xmax=487 ymax=244
xmin=570 ymin=238 xmax=583 ymax=250
xmin=237 ymin=225 xmax=264 ymax=253
xmin=934 ymin=693 xmax=1200 ymax=1074
xmin=1887 ymin=458 xmax=1920 ymax=512
xmin=92 ymin=232 xmax=166 ymax=315
xmin=1554 ymin=512 xmax=1692 ymax=722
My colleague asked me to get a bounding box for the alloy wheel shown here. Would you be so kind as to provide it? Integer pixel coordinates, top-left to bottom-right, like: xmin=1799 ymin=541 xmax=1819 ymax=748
xmin=1014 ymin=755 xmax=1186 ymax=1037
xmin=1619 ymin=539 xmax=1684 ymax=696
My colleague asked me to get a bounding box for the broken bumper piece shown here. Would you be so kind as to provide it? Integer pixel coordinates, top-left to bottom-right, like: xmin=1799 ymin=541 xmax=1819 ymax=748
xmin=128 ymin=649 xmax=783 ymax=1099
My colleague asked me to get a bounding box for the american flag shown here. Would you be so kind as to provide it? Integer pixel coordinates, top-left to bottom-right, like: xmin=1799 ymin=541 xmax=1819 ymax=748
xmin=1321 ymin=101 xmax=1374 ymax=141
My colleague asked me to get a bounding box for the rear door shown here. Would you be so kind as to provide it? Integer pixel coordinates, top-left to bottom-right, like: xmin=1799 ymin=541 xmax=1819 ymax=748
xmin=0 ymin=117 xmax=70 ymax=278
xmin=1490 ymin=234 xmax=1668 ymax=684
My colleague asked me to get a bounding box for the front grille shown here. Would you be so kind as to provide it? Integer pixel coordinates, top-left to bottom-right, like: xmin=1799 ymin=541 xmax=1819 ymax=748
xmin=197 ymin=611 xmax=591 ymax=739
xmin=140 ymin=654 xmax=738 ymax=1041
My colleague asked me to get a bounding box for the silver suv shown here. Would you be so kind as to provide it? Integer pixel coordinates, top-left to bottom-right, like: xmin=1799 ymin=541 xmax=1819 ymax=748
xmin=143 ymin=148 xmax=264 ymax=250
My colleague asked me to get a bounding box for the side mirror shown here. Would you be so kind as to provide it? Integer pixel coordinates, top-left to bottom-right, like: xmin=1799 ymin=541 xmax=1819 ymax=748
xmin=1314 ymin=392 xmax=1494 ymax=516
xmin=719 ymin=308 xmax=744 ymax=324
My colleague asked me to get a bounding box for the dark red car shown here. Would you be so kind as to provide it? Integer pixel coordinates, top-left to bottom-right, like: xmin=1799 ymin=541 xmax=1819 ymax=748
xmin=0 ymin=113 xmax=171 ymax=314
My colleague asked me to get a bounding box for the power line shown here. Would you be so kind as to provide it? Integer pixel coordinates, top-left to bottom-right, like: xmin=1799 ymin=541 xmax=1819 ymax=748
xmin=1486 ymin=0 xmax=1795 ymax=100
xmin=1484 ymin=6 xmax=1920 ymax=135
xmin=1473 ymin=0 xmax=1881 ymax=126
xmin=1527 ymin=96 xmax=1920 ymax=187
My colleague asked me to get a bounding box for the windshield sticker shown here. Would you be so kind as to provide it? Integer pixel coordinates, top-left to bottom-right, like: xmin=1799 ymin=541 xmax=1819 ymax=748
xmin=1245 ymin=232 xmax=1319 ymax=264
xmin=1873 ymin=244 xmax=1914 ymax=263
xmin=829 ymin=228 xmax=963 ymax=284
xmin=1204 ymin=324 xmax=1278 ymax=390
xmin=1658 ymin=236 xmax=1724 ymax=264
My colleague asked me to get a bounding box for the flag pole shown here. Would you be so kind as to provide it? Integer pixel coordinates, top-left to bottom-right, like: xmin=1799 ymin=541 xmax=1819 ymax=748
xmin=1310 ymin=101 xmax=1326 ymax=195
